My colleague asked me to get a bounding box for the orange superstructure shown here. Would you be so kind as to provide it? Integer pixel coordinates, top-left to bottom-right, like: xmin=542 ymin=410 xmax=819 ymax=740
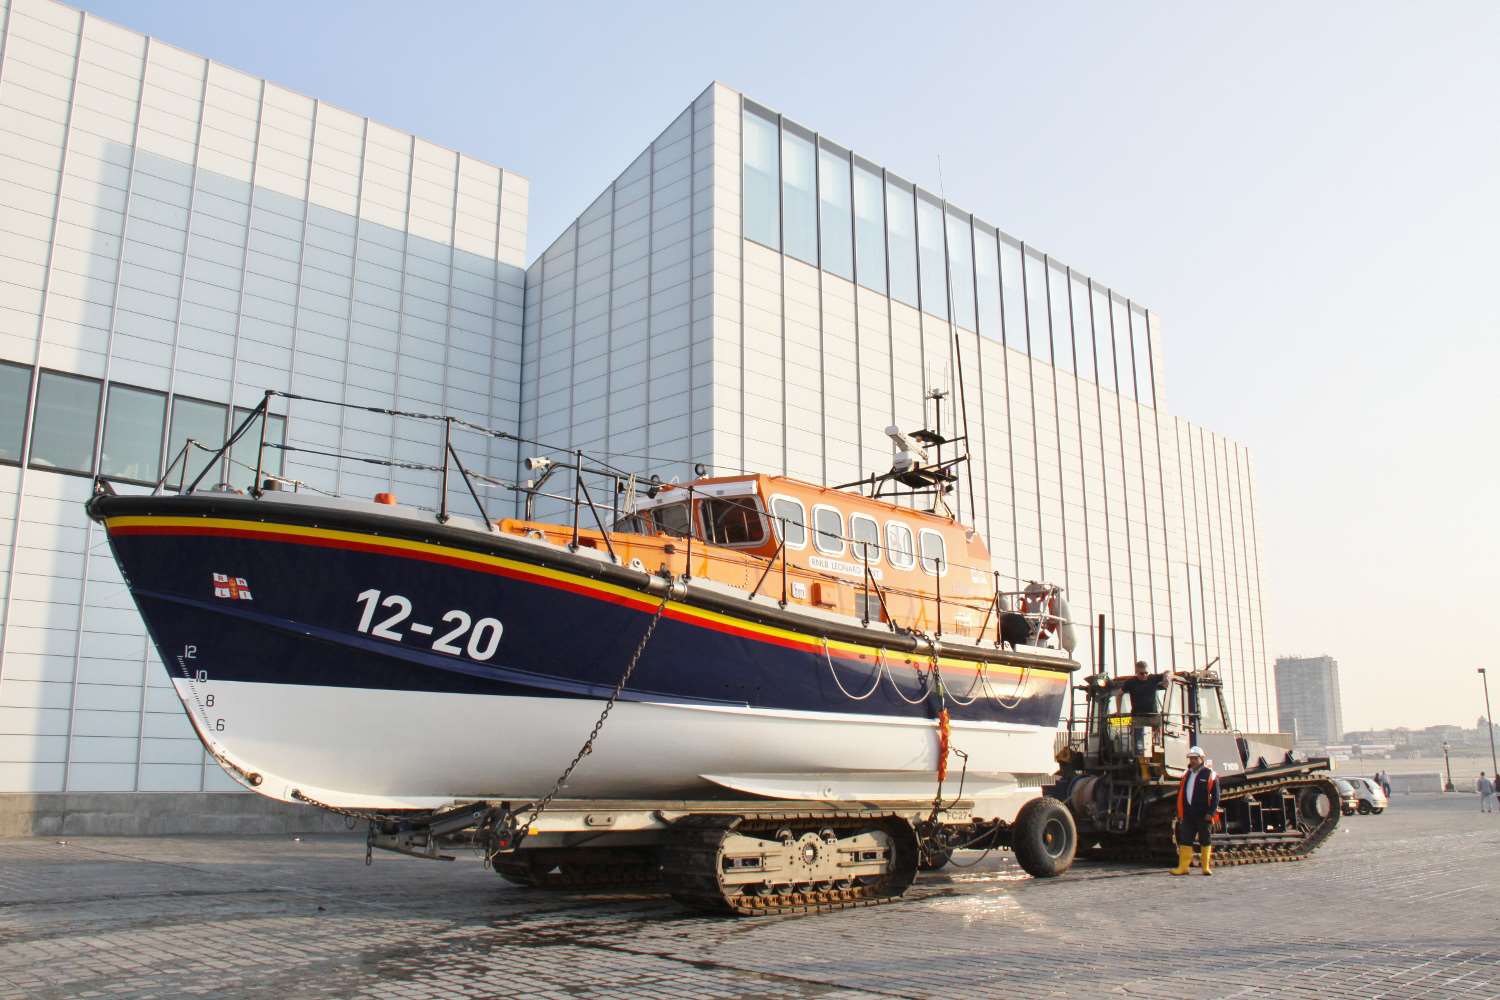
xmin=498 ymin=473 xmax=1017 ymax=643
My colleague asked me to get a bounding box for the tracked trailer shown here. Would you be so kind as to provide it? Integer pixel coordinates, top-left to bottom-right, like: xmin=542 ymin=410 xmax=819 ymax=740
xmin=1049 ymin=637 xmax=1340 ymax=866
xmin=85 ymin=387 xmax=1083 ymax=917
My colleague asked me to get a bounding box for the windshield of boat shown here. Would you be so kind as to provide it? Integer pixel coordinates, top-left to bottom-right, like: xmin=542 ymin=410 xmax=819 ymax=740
xmin=700 ymin=496 xmax=768 ymax=547
xmin=612 ymin=513 xmax=650 ymax=533
xmin=652 ymin=502 xmax=693 ymax=538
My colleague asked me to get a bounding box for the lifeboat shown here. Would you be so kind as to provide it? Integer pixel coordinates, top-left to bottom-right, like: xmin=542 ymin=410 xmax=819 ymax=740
xmin=83 ymin=409 xmax=1078 ymax=816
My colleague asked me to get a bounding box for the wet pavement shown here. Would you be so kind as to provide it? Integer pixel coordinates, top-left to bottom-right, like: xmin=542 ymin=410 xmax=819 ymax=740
xmin=1 ymin=794 xmax=1498 ymax=999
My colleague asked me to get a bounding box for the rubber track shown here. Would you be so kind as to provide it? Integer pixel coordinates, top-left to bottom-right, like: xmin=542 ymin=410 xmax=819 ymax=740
xmin=1085 ymin=772 xmax=1342 ymax=867
xmin=493 ymin=848 xmax=662 ymax=890
xmin=660 ymin=812 xmax=919 ymax=917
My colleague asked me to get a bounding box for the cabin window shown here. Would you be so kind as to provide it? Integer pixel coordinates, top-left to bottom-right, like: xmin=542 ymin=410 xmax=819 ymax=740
xmin=850 ymin=514 xmax=880 ymax=564
xmin=652 ymin=502 xmax=693 ymax=539
xmin=771 ymin=496 xmax=807 ymax=549
xmin=612 ymin=513 xmax=650 ymax=534
xmin=812 ymin=504 xmax=846 ymax=555
xmin=1195 ymin=685 xmax=1228 ymax=731
xmin=919 ymin=529 xmax=947 ymax=575
xmin=886 ymin=522 xmax=916 ymax=570
xmin=701 ymin=496 xmax=769 ymax=547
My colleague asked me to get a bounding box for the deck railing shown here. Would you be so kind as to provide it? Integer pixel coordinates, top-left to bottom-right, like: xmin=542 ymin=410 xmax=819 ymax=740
xmin=160 ymin=389 xmax=1081 ymax=652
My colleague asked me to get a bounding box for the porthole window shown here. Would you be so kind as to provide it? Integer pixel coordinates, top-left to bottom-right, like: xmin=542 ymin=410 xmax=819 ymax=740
xmin=850 ymin=513 xmax=880 ymax=564
xmin=771 ymin=496 xmax=807 ymax=549
xmin=886 ymin=522 xmax=916 ymax=570
xmin=919 ymin=529 xmax=947 ymax=576
xmin=812 ymin=504 xmax=845 ymax=555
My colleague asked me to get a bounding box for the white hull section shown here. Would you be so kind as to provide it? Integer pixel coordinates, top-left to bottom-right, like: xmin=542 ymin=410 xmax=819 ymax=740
xmin=176 ymin=678 xmax=1059 ymax=817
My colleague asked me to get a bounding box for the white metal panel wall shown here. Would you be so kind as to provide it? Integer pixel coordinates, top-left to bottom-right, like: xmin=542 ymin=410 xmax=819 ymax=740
xmin=519 ymin=85 xmax=720 ymax=521
xmin=704 ymin=84 xmax=1275 ymax=730
xmin=0 ymin=0 xmax=527 ymax=792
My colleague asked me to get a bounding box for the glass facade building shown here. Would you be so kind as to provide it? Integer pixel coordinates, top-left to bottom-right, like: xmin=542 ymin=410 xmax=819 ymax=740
xmin=0 ymin=2 xmax=1273 ymax=817
xmin=0 ymin=0 xmax=526 ymax=798
xmin=523 ymin=87 xmax=1275 ymax=733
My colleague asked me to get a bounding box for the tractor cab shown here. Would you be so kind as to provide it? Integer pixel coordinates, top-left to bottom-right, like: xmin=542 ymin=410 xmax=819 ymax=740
xmin=1066 ymin=668 xmax=1241 ymax=782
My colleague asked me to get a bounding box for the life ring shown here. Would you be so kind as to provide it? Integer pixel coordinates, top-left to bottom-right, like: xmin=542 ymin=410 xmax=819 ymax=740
xmin=1022 ymin=583 xmax=1059 ymax=640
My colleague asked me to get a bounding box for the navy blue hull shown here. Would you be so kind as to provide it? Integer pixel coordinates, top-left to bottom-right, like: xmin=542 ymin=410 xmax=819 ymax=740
xmin=97 ymin=499 xmax=1072 ymax=730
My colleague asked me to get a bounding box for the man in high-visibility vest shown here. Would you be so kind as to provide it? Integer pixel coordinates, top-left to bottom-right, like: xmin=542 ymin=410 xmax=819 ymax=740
xmin=1171 ymin=746 xmax=1220 ymax=876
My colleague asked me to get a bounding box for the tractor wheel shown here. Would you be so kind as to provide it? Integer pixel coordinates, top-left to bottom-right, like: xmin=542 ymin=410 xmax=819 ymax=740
xmin=1012 ymin=798 xmax=1077 ymax=878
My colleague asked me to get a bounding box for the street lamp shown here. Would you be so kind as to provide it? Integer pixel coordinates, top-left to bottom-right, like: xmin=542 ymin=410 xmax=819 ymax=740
xmin=1481 ymin=669 xmax=1498 ymax=780
xmin=1442 ymin=741 xmax=1454 ymax=793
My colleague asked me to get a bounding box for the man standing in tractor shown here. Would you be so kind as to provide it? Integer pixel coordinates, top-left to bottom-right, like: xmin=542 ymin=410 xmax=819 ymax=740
xmin=1112 ymin=659 xmax=1174 ymax=756
xmin=1171 ymin=746 xmax=1220 ymax=876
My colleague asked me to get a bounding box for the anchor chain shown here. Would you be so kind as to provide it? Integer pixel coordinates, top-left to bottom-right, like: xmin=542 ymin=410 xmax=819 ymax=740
xmin=493 ymin=589 xmax=673 ymax=860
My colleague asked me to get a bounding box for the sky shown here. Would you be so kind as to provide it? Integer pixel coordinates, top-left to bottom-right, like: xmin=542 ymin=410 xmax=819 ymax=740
xmin=68 ymin=1 xmax=1500 ymax=732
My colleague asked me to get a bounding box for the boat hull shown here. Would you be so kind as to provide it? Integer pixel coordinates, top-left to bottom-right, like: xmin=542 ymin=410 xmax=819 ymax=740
xmin=91 ymin=494 xmax=1073 ymax=811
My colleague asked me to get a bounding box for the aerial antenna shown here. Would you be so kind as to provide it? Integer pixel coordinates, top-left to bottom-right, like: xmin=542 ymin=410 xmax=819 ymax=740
xmin=936 ymin=154 xmax=979 ymax=524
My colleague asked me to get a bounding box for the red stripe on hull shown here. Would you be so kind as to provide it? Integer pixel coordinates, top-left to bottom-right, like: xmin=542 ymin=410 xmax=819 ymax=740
xmin=106 ymin=522 xmax=923 ymax=671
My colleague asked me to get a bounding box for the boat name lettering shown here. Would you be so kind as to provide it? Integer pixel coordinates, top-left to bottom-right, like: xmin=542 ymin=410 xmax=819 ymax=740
xmin=355 ymin=589 xmax=504 ymax=661
xmin=807 ymin=556 xmax=882 ymax=580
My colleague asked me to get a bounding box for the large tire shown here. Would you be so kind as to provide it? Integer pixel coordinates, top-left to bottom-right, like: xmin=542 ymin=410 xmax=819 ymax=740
xmin=1012 ymin=797 xmax=1077 ymax=878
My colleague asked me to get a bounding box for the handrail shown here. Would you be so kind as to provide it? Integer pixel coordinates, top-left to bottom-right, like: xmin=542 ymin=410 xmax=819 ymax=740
xmin=155 ymin=386 xmax=1091 ymax=649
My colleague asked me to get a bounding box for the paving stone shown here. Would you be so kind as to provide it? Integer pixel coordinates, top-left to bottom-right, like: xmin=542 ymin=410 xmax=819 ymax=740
xmin=0 ymin=795 xmax=1496 ymax=998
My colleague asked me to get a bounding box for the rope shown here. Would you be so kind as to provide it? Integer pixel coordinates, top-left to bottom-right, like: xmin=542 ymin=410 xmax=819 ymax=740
xmin=887 ymin=650 xmax=936 ymax=705
xmin=821 ymin=638 xmax=884 ymax=701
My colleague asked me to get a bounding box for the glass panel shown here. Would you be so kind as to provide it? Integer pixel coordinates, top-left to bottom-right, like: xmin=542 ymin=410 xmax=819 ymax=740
xmin=781 ymin=127 xmax=817 ymax=265
xmin=652 ymin=501 xmax=693 ymax=538
xmin=975 ymin=227 xmax=1000 ymax=343
xmin=1111 ymin=295 xmax=1134 ymax=399
xmin=850 ymin=514 xmax=880 ymax=563
xmin=1091 ymin=284 xmax=1116 ymax=393
xmin=100 ymin=385 xmax=165 ymax=483
xmin=885 ymin=178 xmax=918 ymax=307
xmin=886 ymin=522 xmax=915 ymax=569
xmin=999 ymin=236 xmax=1026 ymax=350
xmin=915 ymin=194 xmax=948 ymax=319
xmin=1197 ymin=686 xmax=1226 ymax=730
xmin=1070 ymin=273 xmax=1095 ymax=383
xmin=229 ymin=406 xmax=287 ymax=487
xmin=771 ymin=497 xmax=806 ymax=548
xmin=168 ymin=396 xmax=228 ymax=488
xmin=946 ymin=210 xmax=976 ymax=331
xmin=29 ymin=372 xmax=100 ymax=474
xmin=1023 ymin=249 xmax=1050 ymax=363
xmin=919 ymin=529 xmax=947 ymax=574
xmin=701 ymin=496 xmax=768 ymax=547
xmin=1131 ymin=304 xmax=1154 ymax=406
xmin=741 ymin=106 xmax=779 ymax=249
xmin=0 ymin=362 xmax=30 ymax=463
xmin=1048 ymin=260 xmax=1072 ymax=373
xmin=817 ymin=141 xmax=852 ymax=280
xmin=852 ymin=160 xmax=886 ymax=293
xmin=813 ymin=506 xmax=845 ymax=554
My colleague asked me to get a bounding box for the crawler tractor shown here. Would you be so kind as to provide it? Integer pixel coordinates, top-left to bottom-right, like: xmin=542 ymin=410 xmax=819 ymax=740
xmin=1049 ymin=659 xmax=1341 ymax=866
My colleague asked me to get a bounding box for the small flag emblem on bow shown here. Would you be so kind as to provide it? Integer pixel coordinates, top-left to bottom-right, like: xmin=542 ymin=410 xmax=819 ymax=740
xmin=212 ymin=573 xmax=252 ymax=600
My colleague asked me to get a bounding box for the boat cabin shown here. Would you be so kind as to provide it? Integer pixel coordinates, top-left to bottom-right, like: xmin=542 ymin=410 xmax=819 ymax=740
xmin=500 ymin=473 xmax=1034 ymax=645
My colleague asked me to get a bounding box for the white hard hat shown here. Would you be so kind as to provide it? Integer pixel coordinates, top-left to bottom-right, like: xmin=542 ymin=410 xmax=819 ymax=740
xmin=1187 ymin=746 xmax=1205 ymax=757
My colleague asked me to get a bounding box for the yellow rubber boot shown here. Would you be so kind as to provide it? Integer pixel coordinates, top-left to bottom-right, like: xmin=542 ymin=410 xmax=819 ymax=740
xmin=1201 ymin=846 xmax=1213 ymax=876
xmin=1170 ymin=845 xmax=1193 ymax=875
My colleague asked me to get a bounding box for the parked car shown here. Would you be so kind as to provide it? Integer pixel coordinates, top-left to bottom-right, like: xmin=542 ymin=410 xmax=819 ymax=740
xmin=1333 ymin=778 xmax=1361 ymax=816
xmin=1349 ymin=776 xmax=1388 ymax=814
